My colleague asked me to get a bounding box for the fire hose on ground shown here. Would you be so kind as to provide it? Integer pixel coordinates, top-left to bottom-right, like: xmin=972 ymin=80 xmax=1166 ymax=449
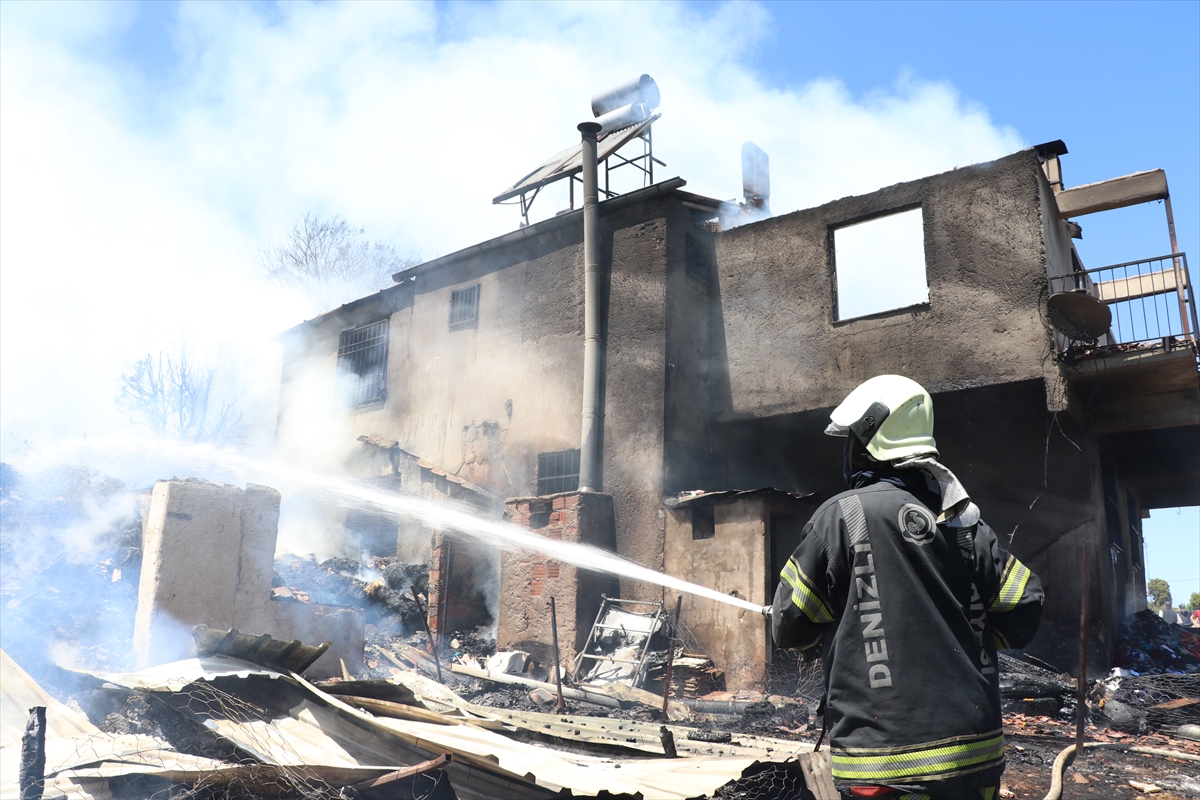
xmin=1041 ymin=741 xmax=1200 ymax=800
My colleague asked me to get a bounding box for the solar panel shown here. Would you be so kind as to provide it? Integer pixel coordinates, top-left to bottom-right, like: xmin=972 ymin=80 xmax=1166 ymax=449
xmin=492 ymin=114 xmax=660 ymax=204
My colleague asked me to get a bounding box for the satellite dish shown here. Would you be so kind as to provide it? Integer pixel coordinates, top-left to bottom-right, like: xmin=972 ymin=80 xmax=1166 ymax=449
xmin=1047 ymin=290 xmax=1111 ymax=341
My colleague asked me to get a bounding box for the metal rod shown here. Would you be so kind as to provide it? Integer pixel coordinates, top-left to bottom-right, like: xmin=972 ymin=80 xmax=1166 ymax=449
xmin=661 ymin=595 xmax=683 ymax=722
xmin=411 ymin=587 xmax=443 ymax=684
xmin=1075 ymin=542 xmax=1091 ymax=758
xmin=577 ymin=121 xmax=605 ymax=492
xmin=1068 ymin=252 xmax=1183 ymax=273
xmin=350 ymin=754 xmax=451 ymax=791
xmin=549 ymin=596 xmax=565 ymax=713
xmin=441 ymin=538 xmax=453 ymax=649
xmin=1163 ymin=196 xmax=1193 ymax=338
xmin=1186 ymin=255 xmax=1199 ymax=341
xmin=577 ymin=654 xmax=643 ymax=664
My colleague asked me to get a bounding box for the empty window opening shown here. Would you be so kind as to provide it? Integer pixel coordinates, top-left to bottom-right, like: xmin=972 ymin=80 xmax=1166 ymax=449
xmin=833 ymin=207 xmax=928 ymax=320
xmin=337 ymin=319 xmax=389 ymax=408
xmin=449 ymin=284 xmax=480 ymax=328
xmin=685 ymin=234 xmax=715 ymax=285
xmin=537 ymin=449 xmax=580 ymax=495
xmin=691 ymin=505 xmax=715 ymax=540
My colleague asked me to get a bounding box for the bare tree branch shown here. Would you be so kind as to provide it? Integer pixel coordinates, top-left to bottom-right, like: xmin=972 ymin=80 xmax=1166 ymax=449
xmin=258 ymin=214 xmax=420 ymax=310
xmin=115 ymin=343 xmax=244 ymax=443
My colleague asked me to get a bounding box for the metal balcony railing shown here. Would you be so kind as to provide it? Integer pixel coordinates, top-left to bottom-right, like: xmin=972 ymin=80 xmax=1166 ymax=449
xmin=1049 ymin=252 xmax=1198 ymax=350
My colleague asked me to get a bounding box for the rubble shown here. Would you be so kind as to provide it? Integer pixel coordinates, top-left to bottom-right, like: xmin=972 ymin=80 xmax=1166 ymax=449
xmin=1115 ymin=609 xmax=1200 ymax=675
xmin=3 ymin=646 xmax=825 ymax=799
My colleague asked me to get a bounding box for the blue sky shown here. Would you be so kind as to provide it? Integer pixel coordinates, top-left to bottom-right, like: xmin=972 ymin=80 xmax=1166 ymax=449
xmin=741 ymin=0 xmax=1200 ymax=600
xmin=1 ymin=0 xmax=1197 ymax=596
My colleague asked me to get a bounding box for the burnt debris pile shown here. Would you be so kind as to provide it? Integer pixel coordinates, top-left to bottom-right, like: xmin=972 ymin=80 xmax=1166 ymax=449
xmin=998 ymin=653 xmax=1077 ymax=719
xmin=274 ymin=554 xmax=429 ymax=635
xmin=1114 ymin=609 xmax=1200 ymax=674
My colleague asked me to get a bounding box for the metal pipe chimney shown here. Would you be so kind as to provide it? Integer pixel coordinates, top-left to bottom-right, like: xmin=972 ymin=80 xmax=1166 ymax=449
xmin=577 ymin=121 xmax=604 ymax=492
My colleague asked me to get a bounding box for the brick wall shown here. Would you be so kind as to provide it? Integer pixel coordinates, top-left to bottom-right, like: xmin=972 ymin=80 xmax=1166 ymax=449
xmin=496 ymin=491 xmax=618 ymax=676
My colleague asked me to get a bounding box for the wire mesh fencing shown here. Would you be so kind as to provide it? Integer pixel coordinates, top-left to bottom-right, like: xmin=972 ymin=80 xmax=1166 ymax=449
xmin=1094 ymin=672 xmax=1200 ymax=734
xmin=706 ymin=760 xmax=812 ymax=800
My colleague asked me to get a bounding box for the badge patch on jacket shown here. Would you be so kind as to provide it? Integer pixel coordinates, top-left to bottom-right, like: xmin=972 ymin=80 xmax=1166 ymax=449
xmin=898 ymin=503 xmax=936 ymax=545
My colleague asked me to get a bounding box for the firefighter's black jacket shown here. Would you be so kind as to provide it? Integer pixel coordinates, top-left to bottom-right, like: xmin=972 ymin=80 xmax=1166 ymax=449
xmin=771 ymin=479 xmax=1043 ymax=796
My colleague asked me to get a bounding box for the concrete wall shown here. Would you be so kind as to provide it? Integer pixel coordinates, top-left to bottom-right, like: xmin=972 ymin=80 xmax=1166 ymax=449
xmin=497 ymin=492 xmax=619 ymax=674
xmin=715 ymin=379 xmax=1137 ymax=674
xmin=135 ymin=479 xmax=364 ymax=678
xmin=279 ymin=225 xmax=586 ymax=500
xmin=712 ymin=150 xmax=1059 ymax=419
xmin=663 ymin=204 xmax=726 ymax=494
xmin=278 ymin=197 xmax=680 ymax=601
xmin=664 ymin=497 xmax=771 ymax=690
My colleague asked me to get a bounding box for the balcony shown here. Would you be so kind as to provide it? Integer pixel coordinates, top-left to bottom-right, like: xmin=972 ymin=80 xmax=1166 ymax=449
xmin=1050 ymin=252 xmax=1197 ymax=358
xmin=1051 ymin=253 xmax=1199 ymax=507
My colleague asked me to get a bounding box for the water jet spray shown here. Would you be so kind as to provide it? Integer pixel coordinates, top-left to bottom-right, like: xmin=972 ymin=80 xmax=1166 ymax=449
xmin=31 ymin=436 xmax=768 ymax=617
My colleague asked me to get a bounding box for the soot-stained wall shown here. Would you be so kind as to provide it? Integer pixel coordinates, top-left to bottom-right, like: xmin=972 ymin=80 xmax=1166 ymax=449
xmin=712 ymin=150 xmax=1059 ymax=418
xmin=278 ymin=196 xmax=683 ymax=601
xmin=713 ymin=378 xmax=1130 ymax=674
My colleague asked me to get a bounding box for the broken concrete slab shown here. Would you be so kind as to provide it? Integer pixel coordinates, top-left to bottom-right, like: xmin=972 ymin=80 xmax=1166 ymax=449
xmin=134 ymin=479 xmax=364 ymax=678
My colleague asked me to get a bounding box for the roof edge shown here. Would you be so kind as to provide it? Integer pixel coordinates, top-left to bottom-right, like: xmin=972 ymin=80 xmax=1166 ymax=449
xmin=390 ymin=176 xmax=688 ymax=282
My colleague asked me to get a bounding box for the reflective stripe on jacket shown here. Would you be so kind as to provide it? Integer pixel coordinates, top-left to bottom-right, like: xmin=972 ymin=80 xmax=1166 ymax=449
xmin=771 ymin=481 xmax=1043 ymax=796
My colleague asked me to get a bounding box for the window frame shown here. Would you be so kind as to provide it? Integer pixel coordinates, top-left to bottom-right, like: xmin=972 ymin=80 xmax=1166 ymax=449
xmin=537 ymin=449 xmax=580 ymax=496
xmin=336 ymin=318 xmax=390 ymax=409
xmin=830 ymin=205 xmax=929 ymax=323
xmin=449 ymin=284 xmax=481 ymax=329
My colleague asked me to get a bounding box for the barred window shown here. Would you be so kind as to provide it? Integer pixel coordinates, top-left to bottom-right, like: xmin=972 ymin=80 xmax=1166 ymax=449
xmin=337 ymin=319 xmax=389 ymax=408
xmin=537 ymin=449 xmax=580 ymax=495
xmin=449 ymin=284 xmax=480 ymax=328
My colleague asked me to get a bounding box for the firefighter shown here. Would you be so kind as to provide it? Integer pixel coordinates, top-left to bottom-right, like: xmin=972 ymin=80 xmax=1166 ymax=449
xmin=771 ymin=375 xmax=1043 ymax=800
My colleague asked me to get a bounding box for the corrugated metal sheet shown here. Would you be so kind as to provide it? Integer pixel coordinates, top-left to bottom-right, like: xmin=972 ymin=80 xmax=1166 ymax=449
xmin=86 ymin=655 xmax=282 ymax=691
xmin=0 ymin=650 xmax=250 ymax=800
xmin=1 ymin=650 xmax=98 ymax=745
xmin=386 ymin=668 xmax=812 ymax=761
xmin=191 ymin=626 xmax=330 ymax=673
xmin=33 ymin=655 xmax=809 ymax=799
xmin=97 ymin=657 xmax=801 ymax=798
xmin=665 ymin=488 xmax=817 ymax=510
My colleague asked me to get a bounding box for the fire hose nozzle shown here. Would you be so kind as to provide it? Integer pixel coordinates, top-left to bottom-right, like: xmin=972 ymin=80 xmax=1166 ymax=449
xmin=761 ymin=604 xmax=773 ymax=619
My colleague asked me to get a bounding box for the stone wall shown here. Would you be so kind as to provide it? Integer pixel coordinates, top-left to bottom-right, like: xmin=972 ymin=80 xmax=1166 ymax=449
xmin=134 ymin=479 xmax=364 ymax=678
xmin=496 ymin=492 xmax=618 ymax=675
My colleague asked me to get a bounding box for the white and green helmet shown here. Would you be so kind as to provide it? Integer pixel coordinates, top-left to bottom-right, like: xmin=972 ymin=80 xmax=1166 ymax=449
xmin=825 ymin=375 xmax=938 ymax=462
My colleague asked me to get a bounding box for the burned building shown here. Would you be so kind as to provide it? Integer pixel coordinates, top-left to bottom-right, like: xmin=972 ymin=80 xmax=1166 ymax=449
xmin=276 ymin=111 xmax=1198 ymax=684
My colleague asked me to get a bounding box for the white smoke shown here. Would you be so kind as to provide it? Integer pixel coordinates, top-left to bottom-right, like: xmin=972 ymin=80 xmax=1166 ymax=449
xmin=0 ymin=2 xmax=1026 ymax=461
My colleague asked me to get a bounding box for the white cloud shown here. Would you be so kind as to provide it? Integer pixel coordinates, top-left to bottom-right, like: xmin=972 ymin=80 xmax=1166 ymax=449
xmin=0 ymin=0 xmax=1024 ymax=456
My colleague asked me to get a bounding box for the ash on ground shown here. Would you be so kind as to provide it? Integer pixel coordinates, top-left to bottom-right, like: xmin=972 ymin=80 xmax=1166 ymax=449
xmin=0 ymin=463 xmax=146 ymax=686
